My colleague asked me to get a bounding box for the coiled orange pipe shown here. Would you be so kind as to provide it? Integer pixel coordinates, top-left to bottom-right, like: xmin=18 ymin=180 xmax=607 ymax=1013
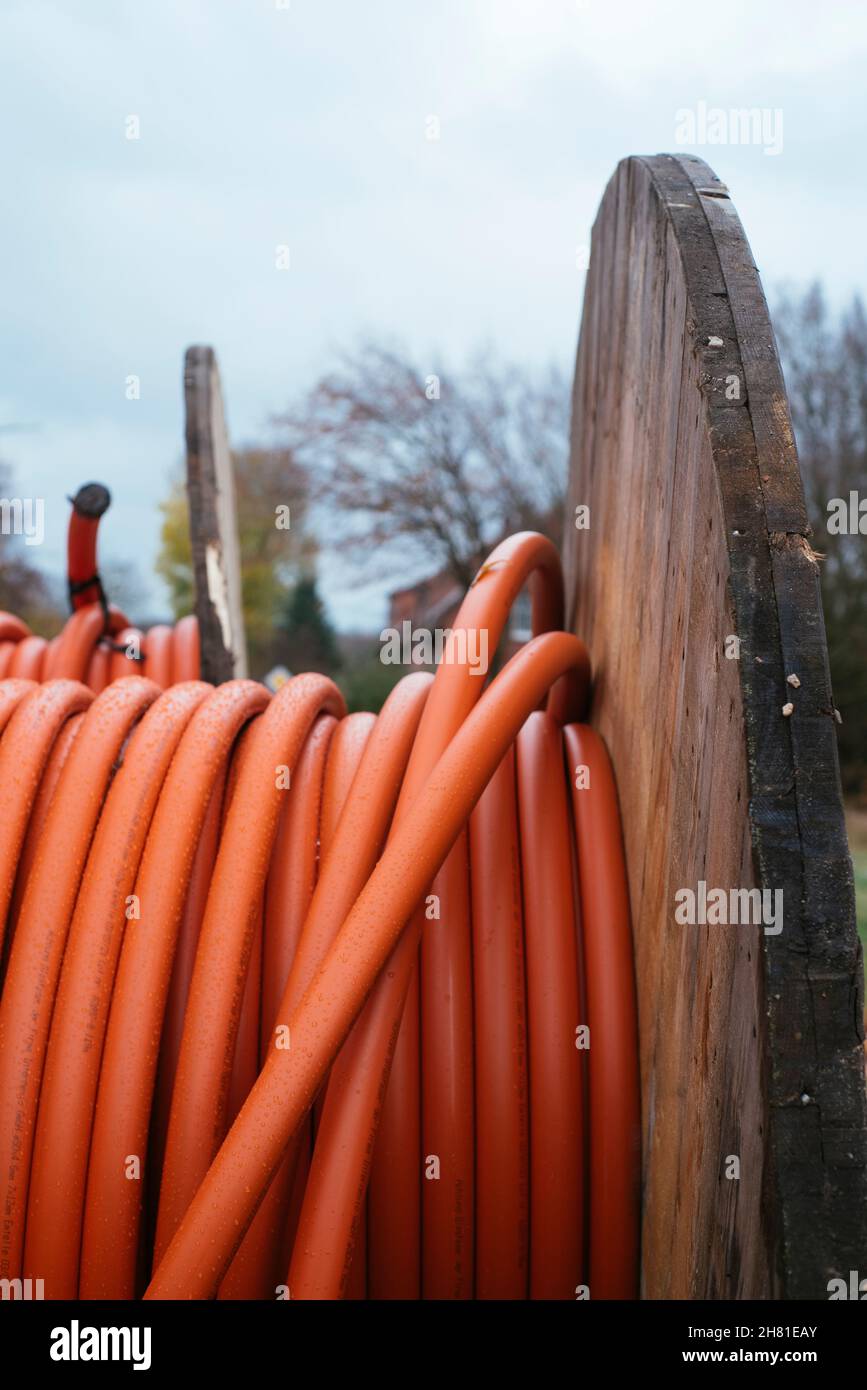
xmin=0 ymin=484 xmax=201 ymax=689
xmin=0 ymin=530 xmax=640 ymax=1300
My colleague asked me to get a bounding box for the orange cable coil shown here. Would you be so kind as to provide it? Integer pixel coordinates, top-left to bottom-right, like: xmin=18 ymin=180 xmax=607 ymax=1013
xmin=0 ymin=531 xmax=640 ymax=1300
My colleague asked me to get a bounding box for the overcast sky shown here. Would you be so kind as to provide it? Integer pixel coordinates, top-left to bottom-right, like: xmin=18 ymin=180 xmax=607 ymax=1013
xmin=1 ymin=0 xmax=865 ymax=629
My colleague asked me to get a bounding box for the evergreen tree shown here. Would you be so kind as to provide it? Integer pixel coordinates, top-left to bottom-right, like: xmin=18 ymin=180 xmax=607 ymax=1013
xmin=279 ymin=573 xmax=341 ymax=676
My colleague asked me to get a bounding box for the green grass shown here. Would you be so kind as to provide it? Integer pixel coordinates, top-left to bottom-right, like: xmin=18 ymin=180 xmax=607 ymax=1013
xmin=845 ymin=807 xmax=867 ymax=989
xmin=854 ymin=850 xmax=867 ymax=958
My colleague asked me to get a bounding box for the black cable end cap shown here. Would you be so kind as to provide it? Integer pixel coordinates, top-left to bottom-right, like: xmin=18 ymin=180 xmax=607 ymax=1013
xmin=69 ymin=482 xmax=112 ymax=518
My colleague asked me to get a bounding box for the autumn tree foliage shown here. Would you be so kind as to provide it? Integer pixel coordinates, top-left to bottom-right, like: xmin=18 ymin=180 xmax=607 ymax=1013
xmin=156 ymin=445 xmax=314 ymax=676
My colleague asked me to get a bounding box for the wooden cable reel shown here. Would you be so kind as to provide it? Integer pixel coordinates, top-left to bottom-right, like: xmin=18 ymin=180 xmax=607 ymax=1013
xmin=563 ymin=153 xmax=867 ymax=1299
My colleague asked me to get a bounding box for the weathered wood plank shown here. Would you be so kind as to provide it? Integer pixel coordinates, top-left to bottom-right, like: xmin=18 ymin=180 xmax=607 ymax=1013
xmin=563 ymin=154 xmax=867 ymax=1299
xmin=183 ymin=345 xmax=247 ymax=683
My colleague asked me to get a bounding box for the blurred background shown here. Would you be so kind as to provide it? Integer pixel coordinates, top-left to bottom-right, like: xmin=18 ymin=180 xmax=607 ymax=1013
xmin=0 ymin=1 xmax=864 ymax=923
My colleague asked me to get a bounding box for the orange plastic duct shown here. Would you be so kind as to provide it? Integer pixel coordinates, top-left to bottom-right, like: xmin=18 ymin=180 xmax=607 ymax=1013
xmin=0 ymin=531 xmax=640 ymax=1301
xmin=0 ymin=487 xmax=201 ymax=689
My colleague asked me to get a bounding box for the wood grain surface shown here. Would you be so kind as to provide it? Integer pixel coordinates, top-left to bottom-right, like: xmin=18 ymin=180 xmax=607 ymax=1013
xmin=184 ymin=344 xmax=248 ymax=683
xmin=563 ymin=154 xmax=867 ymax=1299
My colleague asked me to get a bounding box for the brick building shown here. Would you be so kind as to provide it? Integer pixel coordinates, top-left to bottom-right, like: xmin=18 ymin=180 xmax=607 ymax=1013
xmin=388 ymin=564 xmax=532 ymax=666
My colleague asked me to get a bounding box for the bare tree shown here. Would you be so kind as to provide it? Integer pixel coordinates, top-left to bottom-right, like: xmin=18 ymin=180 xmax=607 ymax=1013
xmin=274 ymin=341 xmax=569 ymax=590
xmin=0 ymin=460 xmax=62 ymax=632
xmin=774 ymin=283 xmax=867 ymax=795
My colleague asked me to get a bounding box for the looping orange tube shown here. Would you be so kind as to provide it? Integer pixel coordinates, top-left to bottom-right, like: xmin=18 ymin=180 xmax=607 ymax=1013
xmin=0 ymin=530 xmax=640 ymax=1301
xmin=3 ymin=479 xmax=202 ymax=695
xmin=287 ymin=532 xmax=587 ymax=1301
xmin=154 ymin=674 xmax=345 ymax=1261
xmin=0 ymin=678 xmax=160 ymax=1279
xmin=24 ymin=681 xmax=213 ymax=1297
xmin=0 ymin=603 xmax=201 ymax=690
xmin=146 ymin=630 xmax=589 ymax=1299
